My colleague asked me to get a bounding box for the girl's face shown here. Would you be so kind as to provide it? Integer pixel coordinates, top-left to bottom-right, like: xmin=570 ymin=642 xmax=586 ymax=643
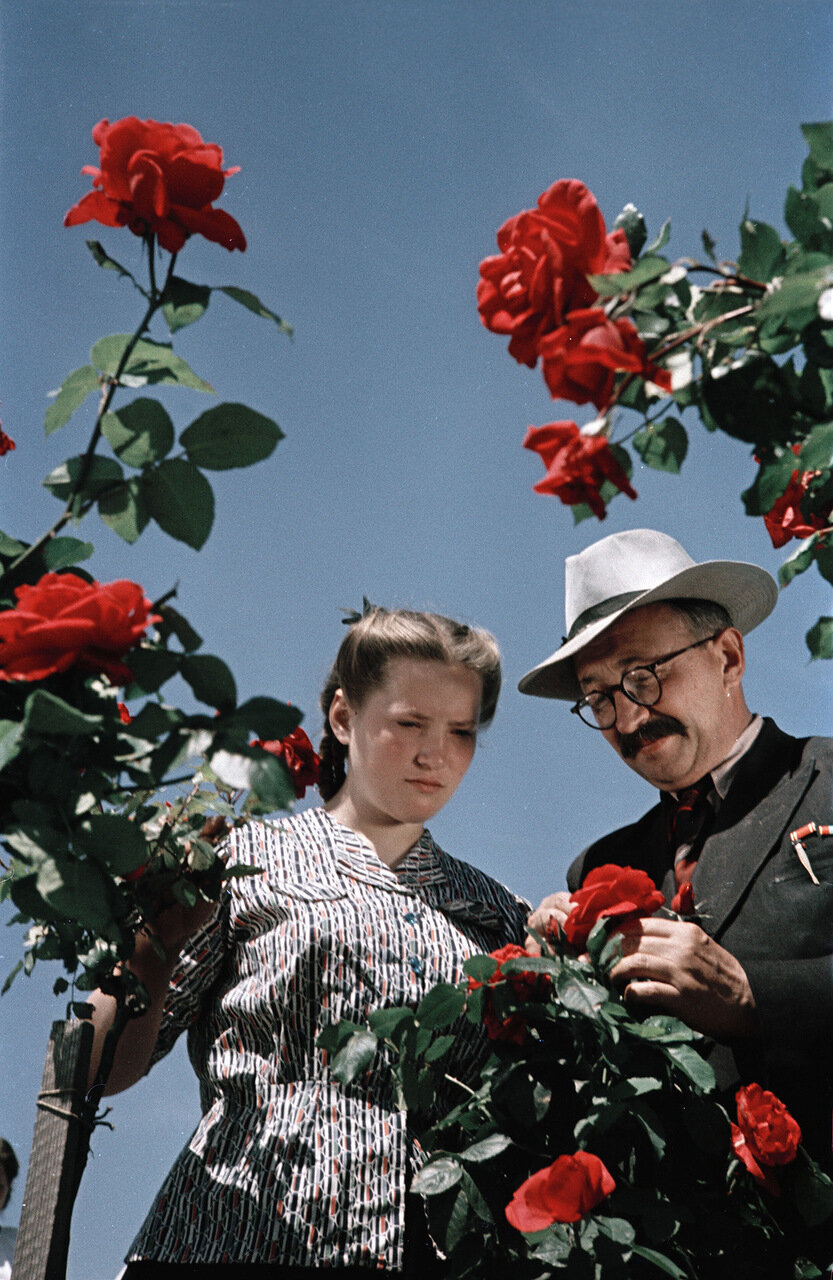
xmin=329 ymin=657 xmax=481 ymax=833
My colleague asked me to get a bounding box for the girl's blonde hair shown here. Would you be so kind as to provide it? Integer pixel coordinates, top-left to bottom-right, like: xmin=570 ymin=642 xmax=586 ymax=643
xmin=317 ymin=607 xmax=501 ymax=801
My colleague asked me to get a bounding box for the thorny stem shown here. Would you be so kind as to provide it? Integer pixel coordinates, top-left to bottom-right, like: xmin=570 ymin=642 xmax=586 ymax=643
xmin=4 ymin=240 xmax=179 ymax=584
xmin=444 ymin=1074 xmax=477 ymax=1098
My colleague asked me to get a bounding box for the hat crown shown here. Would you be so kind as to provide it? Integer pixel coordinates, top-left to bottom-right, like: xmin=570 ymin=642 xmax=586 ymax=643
xmin=565 ymin=529 xmax=696 ymax=636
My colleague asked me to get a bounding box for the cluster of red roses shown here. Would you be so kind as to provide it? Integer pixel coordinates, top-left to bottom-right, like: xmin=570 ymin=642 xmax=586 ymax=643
xmin=484 ymin=863 xmax=804 ymax=1234
xmin=477 ymin=179 xmax=671 ymax=517
xmin=504 ymin=1082 xmax=801 ymax=1234
xmin=467 ymin=942 xmax=551 ymax=1044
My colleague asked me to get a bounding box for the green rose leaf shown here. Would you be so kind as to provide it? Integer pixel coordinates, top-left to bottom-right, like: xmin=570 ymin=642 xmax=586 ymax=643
xmin=368 ymin=1006 xmax=414 ymax=1041
xmin=613 ymin=204 xmax=647 ymax=259
xmin=155 ymin=604 xmax=203 ymax=654
xmin=816 ymin=542 xmax=833 ymax=586
xmin=807 ymin=615 xmax=833 ymax=659
xmin=802 ymin=122 xmax=833 ymax=172
xmin=463 ymin=954 xmax=498 ymax=983
xmin=331 ymin=1029 xmax=378 ymax=1085
xmin=98 ymin=479 xmax=151 ymax=544
xmin=0 ymin=720 xmax=24 ymax=772
xmin=779 ymin=538 xmax=820 ymax=588
xmin=789 ymin=1158 xmax=833 ymax=1227
xmin=23 ymin=690 xmax=103 ymax=738
xmin=180 ymin=654 xmax=238 ymax=711
xmin=555 ymin=969 xmax=607 ymax=1017
xmin=162 ymin=276 xmax=211 ymax=333
xmin=44 ymin=365 xmax=100 ymax=436
xmin=180 ymin=403 xmax=283 ymax=471
xmin=737 ymin=219 xmax=786 ymax=282
xmin=595 ymin=1216 xmax=636 ymax=1246
xmin=741 ymin=453 xmax=799 ymax=516
xmin=317 ymin=1018 xmax=364 ymax=1055
xmin=757 ymin=267 xmax=833 ymax=331
xmin=699 ymin=356 xmax=794 ymax=445
xmin=40 ymin=536 xmax=95 ymax=572
xmin=230 ymin=696 xmax=302 ymax=740
xmin=102 ymin=398 xmax=176 ymax=467
xmin=217 ymin=285 xmax=293 ymax=337
xmin=631 ymin=1245 xmax=688 ymax=1278
xmin=458 ymin=1133 xmax=513 ymax=1163
xmin=74 ymin=813 xmax=148 ymax=875
xmin=800 ymin=421 xmax=833 ymax=469
xmin=664 ymin=1044 xmax=715 ymax=1091
xmin=587 ymin=254 xmax=669 ymax=298
xmin=123 ymin=647 xmax=180 ymax=696
xmin=209 ymin=749 xmax=295 ymax=810
xmin=35 ymin=854 xmax=114 ymax=933
xmin=411 ymin=1156 xmax=463 ymax=1197
xmin=632 ymin=418 xmax=688 ymax=473
xmin=416 ymin=983 xmax=466 ymax=1029
xmin=142 ymin=458 xmax=215 ymax=549
xmin=85 ymin=239 xmax=140 ymax=286
xmin=645 ymin=218 xmax=671 ymax=255
xmin=43 ymin=454 xmax=124 ymax=503
xmin=91 ymin=334 xmax=214 ymax=393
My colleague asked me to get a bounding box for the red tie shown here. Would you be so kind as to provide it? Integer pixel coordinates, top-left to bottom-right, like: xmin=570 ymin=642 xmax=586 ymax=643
xmin=668 ymin=777 xmax=714 ymax=890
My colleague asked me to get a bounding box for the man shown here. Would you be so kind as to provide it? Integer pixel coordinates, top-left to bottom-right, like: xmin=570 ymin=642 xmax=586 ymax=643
xmin=522 ymin=527 xmax=833 ymax=1171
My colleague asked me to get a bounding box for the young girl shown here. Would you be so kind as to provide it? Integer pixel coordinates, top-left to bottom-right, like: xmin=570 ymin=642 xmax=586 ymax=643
xmin=89 ymin=608 xmax=529 ymax=1277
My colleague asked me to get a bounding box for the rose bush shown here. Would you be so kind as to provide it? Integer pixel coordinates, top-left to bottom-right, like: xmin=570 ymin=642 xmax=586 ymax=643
xmin=505 ymin=1151 xmax=616 ymax=1230
xmin=0 ymin=573 xmax=159 ymax=683
xmin=478 ymin=127 xmax=833 ymax=657
xmin=476 ymin=178 xmax=631 ymax=367
xmin=560 ymin=862 xmax=665 ymax=950
xmin=64 ymin=116 xmax=247 ymax=253
xmin=523 ymin=420 xmax=637 ymax=518
xmin=325 ymin=863 xmax=833 ymax=1276
xmin=731 ymin=1084 xmax=802 ymax=1194
xmin=253 ymin=726 xmax=321 ymax=799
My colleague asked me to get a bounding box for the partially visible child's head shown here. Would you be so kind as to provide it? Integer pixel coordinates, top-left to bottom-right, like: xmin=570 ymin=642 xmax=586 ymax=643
xmin=318 ymin=607 xmax=501 ymax=802
xmin=0 ymin=1138 xmax=18 ymax=1212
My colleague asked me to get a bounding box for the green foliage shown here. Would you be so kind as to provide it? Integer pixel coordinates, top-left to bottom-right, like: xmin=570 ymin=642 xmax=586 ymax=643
xmin=0 ymin=147 xmax=300 ymax=1013
xmin=180 ymin=403 xmax=283 ymax=470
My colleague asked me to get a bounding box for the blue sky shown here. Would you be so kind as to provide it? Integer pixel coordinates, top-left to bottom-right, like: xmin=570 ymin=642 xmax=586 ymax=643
xmin=1 ymin=3 xmax=832 ymax=1274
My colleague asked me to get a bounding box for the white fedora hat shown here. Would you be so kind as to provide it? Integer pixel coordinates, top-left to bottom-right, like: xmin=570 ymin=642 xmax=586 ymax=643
xmin=518 ymin=528 xmax=778 ymax=700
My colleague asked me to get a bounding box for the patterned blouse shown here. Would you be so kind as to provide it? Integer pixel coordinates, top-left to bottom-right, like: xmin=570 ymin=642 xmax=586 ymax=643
xmin=126 ymin=808 xmax=529 ymax=1268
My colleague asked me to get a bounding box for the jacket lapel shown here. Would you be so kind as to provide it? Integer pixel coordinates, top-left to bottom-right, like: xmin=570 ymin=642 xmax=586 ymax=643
xmin=692 ymin=722 xmax=817 ymax=938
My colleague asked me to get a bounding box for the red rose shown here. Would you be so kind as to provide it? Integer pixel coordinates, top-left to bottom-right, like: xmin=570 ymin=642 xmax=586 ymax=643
xmin=253 ymin=726 xmax=321 ymax=799
xmin=763 ymin=467 xmax=832 ymax=549
xmin=539 ymin=308 xmax=671 ymax=411
xmin=117 ymin=701 xmax=133 ymax=725
xmin=731 ymin=1083 xmax=801 ymax=1194
xmin=563 ymin=864 xmax=665 ymax=950
xmin=0 ymin=430 xmax=15 ymax=456
xmin=64 ymin=117 xmax=246 ymax=253
xmin=468 ymin=943 xmax=549 ymax=1043
xmin=505 ymin=1151 xmax=615 ymax=1231
xmin=477 ymin=179 xmax=631 ymax=367
xmin=0 ymin=573 xmax=160 ymax=684
xmin=523 ymin=421 xmax=637 ymax=519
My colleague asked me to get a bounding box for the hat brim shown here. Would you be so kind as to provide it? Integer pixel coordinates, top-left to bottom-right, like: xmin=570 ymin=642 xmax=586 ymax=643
xmin=517 ymin=559 xmax=778 ymax=700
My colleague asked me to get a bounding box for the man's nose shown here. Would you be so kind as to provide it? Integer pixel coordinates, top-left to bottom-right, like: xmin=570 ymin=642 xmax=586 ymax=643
xmin=611 ymin=688 xmax=651 ymax=733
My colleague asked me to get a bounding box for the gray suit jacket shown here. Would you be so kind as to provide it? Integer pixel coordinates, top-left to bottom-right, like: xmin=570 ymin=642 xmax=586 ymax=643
xmin=568 ymin=718 xmax=833 ymax=1169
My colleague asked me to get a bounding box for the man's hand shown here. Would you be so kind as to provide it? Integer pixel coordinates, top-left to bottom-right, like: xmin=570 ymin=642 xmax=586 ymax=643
xmin=526 ymin=891 xmax=574 ymax=954
xmin=610 ymin=917 xmax=759 ymax=1041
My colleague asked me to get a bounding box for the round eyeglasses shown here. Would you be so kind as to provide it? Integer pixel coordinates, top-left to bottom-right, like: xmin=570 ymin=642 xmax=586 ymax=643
xmin=570 ymin=631 xmax=724 ymax=730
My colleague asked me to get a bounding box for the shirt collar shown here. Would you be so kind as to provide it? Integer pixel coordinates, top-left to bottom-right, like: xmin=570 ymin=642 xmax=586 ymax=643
xmin=667 ymin=713 xmax=763 ymax=803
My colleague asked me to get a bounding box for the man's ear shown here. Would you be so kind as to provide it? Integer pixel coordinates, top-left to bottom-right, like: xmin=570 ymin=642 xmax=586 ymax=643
xmin=719 ymin=627 xmax=746 ymax=689
xmin=329 ymin=689 xmax=352 ymax=745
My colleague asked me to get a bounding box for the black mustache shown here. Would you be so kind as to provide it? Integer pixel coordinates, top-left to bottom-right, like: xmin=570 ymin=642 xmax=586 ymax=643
xmin=619 ymin=716 xmax=687 ymax=759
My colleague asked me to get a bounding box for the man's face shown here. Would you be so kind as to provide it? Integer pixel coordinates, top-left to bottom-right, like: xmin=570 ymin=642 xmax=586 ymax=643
xmin=572 ymin=603 xmax=746 ymax=791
